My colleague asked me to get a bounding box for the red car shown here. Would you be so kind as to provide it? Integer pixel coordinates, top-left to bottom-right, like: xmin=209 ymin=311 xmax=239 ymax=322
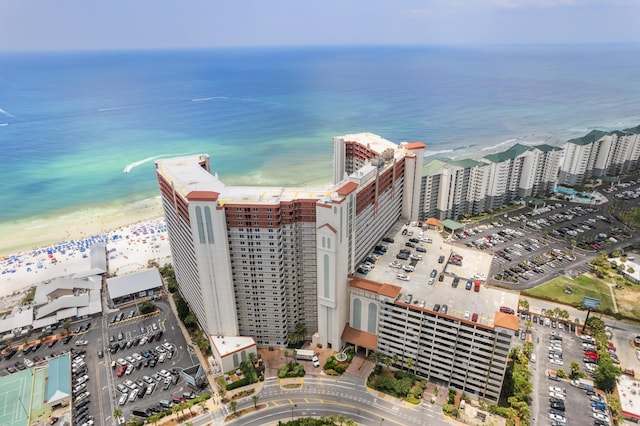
xmin=585 ymin=351 xmax=598 ymax=360
xmin=116 ymin=365 xmax=126 ymax=377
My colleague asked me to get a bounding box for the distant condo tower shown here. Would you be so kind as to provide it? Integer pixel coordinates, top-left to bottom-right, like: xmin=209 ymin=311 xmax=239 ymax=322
xmin=155 ymin=134 xmax=425 ymax=351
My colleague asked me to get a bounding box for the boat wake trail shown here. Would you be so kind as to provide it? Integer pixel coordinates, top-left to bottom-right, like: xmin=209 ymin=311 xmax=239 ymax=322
xmin=123 ymin=152 xmax=198 ymax=173
xmin=191 ymin=96 xmax=228 ymax=102
xmin=0 ymin=107 xmax=15 ymax=118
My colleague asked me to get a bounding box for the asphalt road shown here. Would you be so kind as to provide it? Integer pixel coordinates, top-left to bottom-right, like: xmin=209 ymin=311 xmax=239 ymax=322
xmin=191 ymin=375 xmax=447 ymax=426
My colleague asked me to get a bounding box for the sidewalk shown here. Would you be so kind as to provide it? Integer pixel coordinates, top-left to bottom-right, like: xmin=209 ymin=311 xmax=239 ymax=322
xmin=165 ymin=292 xmax=222 ymax=407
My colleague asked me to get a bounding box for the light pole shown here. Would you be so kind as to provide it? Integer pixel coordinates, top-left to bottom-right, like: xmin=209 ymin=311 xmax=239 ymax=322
xmin=291 ymin=403 xmax=297 ymax=421
xmin=380 ymin=418 xmax=385 ymax=426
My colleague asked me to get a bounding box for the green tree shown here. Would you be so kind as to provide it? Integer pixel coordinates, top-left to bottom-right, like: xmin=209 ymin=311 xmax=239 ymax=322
xmin=183 ymin=312 xmax=197 ymax=328
xmin=369 ymin=350 xmax=386 ymax=367
xmin=518 ymin=299 xmax=530 ymax=312
xmin=138 ymin=301 xmax=157 ymax=314
xmin=406 ymin=357 xmax=415 ymax=373
xmin=336 ymin=414 xmax=347 ymax=426
xmin=173 ymin=292 xmax=190 ymax=320
xmin=113 ymin=407 xmax=122 ymax=419
xmin=556 ymin=368 xmax=567 ymax=378
xmin=147 ymin=413 xmax=161 ymax=425
xmin=252 ymin=394 xmax=259 ymax=409
xmin=522 ymin=342 xmax=534 ymax=357
xmin=569 ymin=361 xmax=581 ymax=379
xmin=594 ymin=357 xmax=621 ymax=392
xmin=229 ymin=400 xmax=238 ymax=416
xmin=62 ymin=319 xmax=72 ymax=332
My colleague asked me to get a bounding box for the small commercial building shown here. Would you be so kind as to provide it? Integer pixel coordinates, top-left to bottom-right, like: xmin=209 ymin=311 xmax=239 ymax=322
xmin=106 ymin=268 xmax=163 ymax=307
xmin=209 ymin=335 xmax=257 ymax=374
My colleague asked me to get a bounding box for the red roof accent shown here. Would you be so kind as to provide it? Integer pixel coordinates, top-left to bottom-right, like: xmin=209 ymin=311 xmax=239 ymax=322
xmin=425 ymin=217 xmax=441 ymax=226
xmin=186 ymin=191 xmax=220 ymax=201
xmin=349 ymin=276 xmax=401 ymax=299
xmin=403 ymin=142 xmax=426 ymax=150
xmin=318 ymin=223 xmax=337 ymax=234
xmin=341 ymin=324 xmax=378 ymax=350
xmin=336 ymin=181 xmax=359 ymax=196
xmin=494 ymin=312 xmax=519 ymax=331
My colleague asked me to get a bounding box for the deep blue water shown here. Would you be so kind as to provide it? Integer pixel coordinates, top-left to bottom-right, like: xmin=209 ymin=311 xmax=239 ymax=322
xmin=1 ymin=45 xmax=640 ymax=223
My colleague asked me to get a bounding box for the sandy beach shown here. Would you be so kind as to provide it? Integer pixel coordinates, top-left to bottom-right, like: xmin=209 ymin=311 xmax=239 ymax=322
xmin=0 ymin=199 xmax=172 ymax=307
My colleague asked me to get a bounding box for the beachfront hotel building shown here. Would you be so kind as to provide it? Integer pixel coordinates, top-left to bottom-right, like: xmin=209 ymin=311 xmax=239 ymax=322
xmin=419 ymin=143 xmax=562 ymax=220
xmin=558 ymin=126 xmax=640 ymax=186
xmin=155 ymin=133 xmax=425 ymax=352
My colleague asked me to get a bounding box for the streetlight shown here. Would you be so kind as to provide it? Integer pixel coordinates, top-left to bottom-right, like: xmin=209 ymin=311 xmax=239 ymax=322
xmin=380 ymin=418 xmax=385 ymax=426
xmin=291 ymin=403 xmax=297 ymax=421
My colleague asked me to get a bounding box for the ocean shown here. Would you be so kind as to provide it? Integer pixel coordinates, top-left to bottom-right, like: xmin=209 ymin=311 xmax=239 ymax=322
xmin=1 ymin=44 xmax=640 ymax=227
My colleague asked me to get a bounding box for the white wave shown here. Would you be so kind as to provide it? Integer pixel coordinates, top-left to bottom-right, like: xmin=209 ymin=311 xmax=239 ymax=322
xmin=191 ymin=96 xmax=228 ymax=102
xmin=424 ymin=149 xmax=454 ymax=157
xmin=0 ymin=123 xmax=8 ymax=127
xmin=0 ymin=108 xmax=14 ymax=118
xmin=481 ymin=137 xmax=519 ymax=151
xmin=123 ymin=152 xmax=199 ymax=173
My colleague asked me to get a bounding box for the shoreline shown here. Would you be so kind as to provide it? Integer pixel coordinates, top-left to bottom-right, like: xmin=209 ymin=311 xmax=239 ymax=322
xmin=0 ymin=196 xmax=165 ymax=256
xmin=0 ymin=196 xmax=173 ymax=303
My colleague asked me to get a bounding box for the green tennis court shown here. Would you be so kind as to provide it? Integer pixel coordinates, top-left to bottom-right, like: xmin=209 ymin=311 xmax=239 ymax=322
xmin=0 ymin=365 xmax=53 ymax=426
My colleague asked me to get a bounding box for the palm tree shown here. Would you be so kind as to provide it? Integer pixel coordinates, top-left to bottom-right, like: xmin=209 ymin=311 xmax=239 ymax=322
xmin=406 ymin=357 xmax=415 ymax=373
xmin=171 ymin=404 xmax=181 ymax=421
xmin=252 ymin=394 xmax=259 ymax=409
xmin=524 ymin=319 xmax=533 ymax=332
xmin=518 ymin=299 xmax=530 ymax=313
xmin=229 ymin=400 xmax=238 ymax=417
xmin=284 ymin=350 xmax=289 ymax=363
xmin=384 ymin=356 xmax=392 ymax=369
xmin=369 ymin=350 xmax=386 ymax=367
xmin=248 ymin=351 xmax=257 ymax=366
xmin=147 ymin=413 xmax=161 ymax=425
xmin=336 ymin=414 xmax=347 ymax=425
xmin=392 ymin=354 xmax=399 ymax=368
xmin=199 ymin=400 xmax=208 ymax=412
xmin=113 ymin=407 xmax=122 ymax=419
xmin=219 ymin=386 xmax=227 ymax=402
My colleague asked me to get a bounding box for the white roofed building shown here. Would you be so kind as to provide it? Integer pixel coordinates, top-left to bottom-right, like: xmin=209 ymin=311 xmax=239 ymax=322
xmin=106 ymin=268 xmax=163 ymax=307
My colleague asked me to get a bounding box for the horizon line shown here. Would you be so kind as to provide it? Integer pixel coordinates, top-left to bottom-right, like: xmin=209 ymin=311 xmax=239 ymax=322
xmin=1 ymin=41 xmax=640 ymax=54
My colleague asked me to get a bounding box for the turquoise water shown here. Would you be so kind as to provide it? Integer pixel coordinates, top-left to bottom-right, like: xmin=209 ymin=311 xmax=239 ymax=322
xmin=1 ymin=45 xmax=640 ymax=224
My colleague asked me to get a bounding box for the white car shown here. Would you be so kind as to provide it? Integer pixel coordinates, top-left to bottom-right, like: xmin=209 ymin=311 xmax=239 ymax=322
xmin=428 ymin=278 xmax=435 ymax=285
xmin=549 ymin=413 xmax=565 ymax=422
xmin=118 ymin=393 xmax=127 ymax=406
xmin=410 ymin=254 xmax=423 ymax=261
xmin=550 ymin=359 xmax=564 ymax=366
xmin=464 ymin=311 xmax=470 ymax=320
xmin=396 ymin=273 xmax=410 ymax=281
xmin=529 ymin=354 xmax=536 ymax=363
xmin=75 ymin=340 xmax=88 ymax=346
xmin=389 ymin=261 xmax=402 ymax=269
xmin=549 ymin=391 xmax=565 ymax=401
xmin=402 ymin=265 xmax=415 ymax=272
xmin=549 ymin=386 xmax=565 ymax=394
xmin=312 ymin=358 xmax=320 ymax=368
xmin=593 ymin=412 xmax=609 ymax=422
xmin=76 ymin=375 xmax=89 ymax=385
xmin=159 ymin=369 xmax=171 ymax=378
xmin=127 ymin=389 xmax=139 ymax=403
xmin=132 ymin=353 xmax=143 ymax=361
xmin=24 ymin=358 xmax=34 ymax=368
xmin=163 ymin=342 xmax=173 ymax=351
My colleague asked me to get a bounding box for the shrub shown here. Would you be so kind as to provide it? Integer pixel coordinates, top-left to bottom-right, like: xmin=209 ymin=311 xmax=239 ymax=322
xmin=226 ymin=376 xmax=251 ymax=391
xmin=405 ymin=395 xmax=420 ymax=404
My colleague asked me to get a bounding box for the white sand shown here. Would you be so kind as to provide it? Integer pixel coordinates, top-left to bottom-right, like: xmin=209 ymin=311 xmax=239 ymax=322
xmin=0 ymin=219 xmax=172 ymax=302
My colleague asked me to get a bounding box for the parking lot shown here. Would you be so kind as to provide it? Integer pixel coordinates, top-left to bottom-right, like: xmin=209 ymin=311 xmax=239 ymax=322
xmin=512 ymin=310 xmax=611 ymax=426
xmin=104 ymin=299 xmax=204 ymax=420
xmin=0 ymin=298 xmax=205 ymax=424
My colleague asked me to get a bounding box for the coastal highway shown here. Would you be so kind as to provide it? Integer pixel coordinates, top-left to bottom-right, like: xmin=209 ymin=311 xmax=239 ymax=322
xmin=191 ymin=376 xmax=446 ymax=426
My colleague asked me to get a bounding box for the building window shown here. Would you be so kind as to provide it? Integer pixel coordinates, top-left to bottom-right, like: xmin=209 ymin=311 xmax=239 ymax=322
xmin=353 ymin=298 xmax=362 ymax=329
xmin=367 ymin=302 xmax=377 ymax=333
xmin=195 ymin=206 xmax=206 ymax=243
xmin=204 ymin=206 xmax=215 ymax=244
xmin=323 ymin=254 xmax=330 ymax=298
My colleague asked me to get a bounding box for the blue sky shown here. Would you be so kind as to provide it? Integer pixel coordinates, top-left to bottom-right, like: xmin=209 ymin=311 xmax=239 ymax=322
xmin=1 ymin=0 xmax=639 ymax=51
